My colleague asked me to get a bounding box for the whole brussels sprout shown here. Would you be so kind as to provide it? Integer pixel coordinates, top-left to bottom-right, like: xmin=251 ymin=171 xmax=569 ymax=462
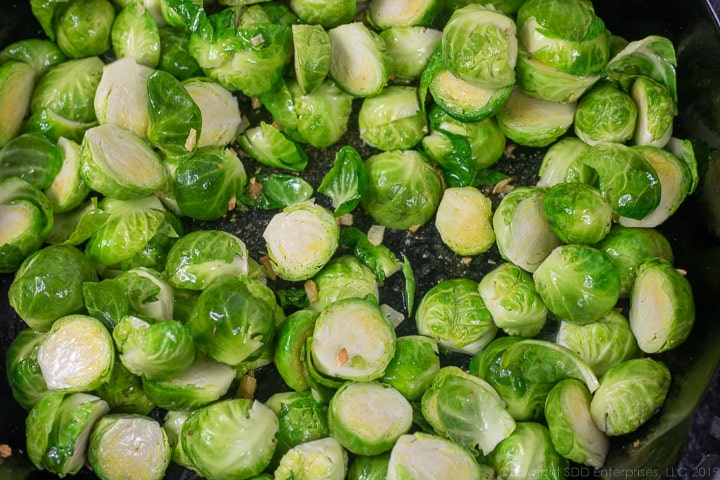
xmin=543 ymin=182 xmax=614 ymax=245
xmin=111 ymin=3 xmax=161 ymax=67
xmin=490 ymin=422 xmax=568 ymax=480
xmin=55 ymin=0 xmax=115 ymax=58
xmin=574 ymin=81 xmax=638 ymax=145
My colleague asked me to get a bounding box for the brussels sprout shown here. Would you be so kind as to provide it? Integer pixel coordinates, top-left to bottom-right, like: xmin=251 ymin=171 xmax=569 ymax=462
xmin=243 ymin=173 xmax=315 ymax=210
xmin=289 ymin=0 xmax=355 ymax=28
xmin=329 ymin=382 xmax=412 ymax=456
xmin=589 ymin=357 xmax=671 ymax=436
xmin=6 ymin=329 xmax=50 ymax=410
xmin=500 ymin=338 xmax=600 ymax=393
xmin=89 ymin=414 xmax=171 ymax=480
xmin=0 ymin=133 xmax=63 ymax=189
xmin=326 ymin=22 xmax=390 ymax=99
xmin=188 ymin=7 xmax=292 ymax=97
xmin=162 ymin=409 xmax=193 ymax=468
xmin=37 ymin=314 xmax=115 ymax=392
xmin=493 ymin=186 xmax=561 ymax=273
xmin=238 ymin=121 xmax=308 ymax=171
xmin=556 ymin=310 xmax=639 ymax=376
xmin=421 ymin=366 xmax=516 ymax=455
xmin=596 ymin=225 xmax=674 ymax=297
xmin=533 ymin=244 xmax=620 ymax=325
xmin=0 ymin=61 xmax=35 ymax=148
xmin=490 ymin=422 xmax=568 ymax=480
xmin=288 ymin=78 xmax=354 ymax=148
xmin=81 ymin=124 xmax=167 ymax=200
xmin=188 ymin=275 xmax=276 ymax=366
xmin=55 ymin=0 xmax=115 ymax=58
xmin=23 ymin=106 xmax=98 ymax=144
xmin=605 ymin=35 xmax=677 ymax=103
xmin=275 ymin=437 xmax=348 ymax=480
xmin=310 ymin=255 xmax=379 ymax=311
xmin=478 ymin=262 xmax=548 ymax=337
xmin=469 ymin=336 xmax=554 ymax=421
xmin=361 ymin=150 xmax=443 ymax=231
xmin=516 ymin=0 xmax=610 ymax=77
xmin=266 ymin=390 xmax=331 ymax=461
xmin=26 ymin=392 xmax=110 ymax=476
xmin=44 ymin=137 xmax=90 ymax=213
xmin=9 ymin=244 xmax=98 ymax=331
xmin=317 ymin=145 xmax=367 ymax=216
xmin=142 ymin=352 xmax=235 ymax=410
xmin=618 ymin=146 xmax=694 ymax=228
xmin=158 ymin=27 xmax=203 ymax=80
xmin=544 ymin=379 xmax=609 ymax=467
xmin=263 ymin=201 xmax=339 ymax=282
xmin=0 ymin=38 xmax=67 ymax=78
xmin=181 ymin=399 xmax=279 ymax=480
xmin=94 ymin=357 xmax=155 ymax=415
xmin=495 ymin=87 xmax=576 ymax=147
xmin=0 ymin=176 xmax=55 ymax=273
xmin=366 ymin=0 xmax=440 ymax=29
xmin=543 ymin=182 xmax=613 ymax=245
xmin=381 ymin=335 xmax=441 ymax=401
xmin=631 ymin=76 xmax=676 ymax=147
xmin=93 ymin=57 xmax=153 ymax=139
xmin=441 ymin=4 xmax=517 ymax=89
xmin=628 ymin=257 xmax=695 ymax=354
xmin=114 ymin=267 xmax=174 ymax=321
xmin=515 ymin=46 xmax=600 ymax=104
xmin=184 ymin=77 xmax=247 ymax=148
xmin=32 ymin=56 xmax=104 ymax=125
xmin=379 ymin=26 xmax=442 ymax=82
xmin=536 ymin=137 xmax=591 ymax=188
xmin=82 ymin=279 xmax=129 ymax=330
xmin=173 ymin=146 xmax=247 ymax=221
xmin=292 ymin=24 xmax=332 ymax=95
xmin=435 ymin=186 xmax=495 ymax=256
xmin=112 ymin=3 xmax=161 ymax=67
xmin=348 ymin=453 xmax=390 ymax=480
xmin=358 ymin=86 xmax=426 ymax=151
xmin=310 ymin=297 xmax=396 ymax=382
xmin=566 ymin=142 xmax=661 ymax=220
xmin=573 ymin=81 xmax=638 ymax=145
xmin=165 ymin=229 xmax=249 ymax=290
xmin=387 ymin=432 xmax=488 ymax=480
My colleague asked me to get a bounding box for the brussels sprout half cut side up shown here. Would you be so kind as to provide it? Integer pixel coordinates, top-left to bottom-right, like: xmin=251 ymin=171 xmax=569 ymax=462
xmin=434 ymin=186 xmax=495 ymax=256
xmin=274 ymin=436 xmax=348 ymax=480
xmin=0 ymin=61 xmax=35 ymax=148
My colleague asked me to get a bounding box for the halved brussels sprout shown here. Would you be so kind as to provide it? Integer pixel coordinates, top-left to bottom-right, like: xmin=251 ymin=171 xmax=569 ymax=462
xmin=274 ymin=437 xmax=348 ymax=480
xmin=22 ymin=106 xmax=98 ymax=144
xmin=545 ymin=379 xmax=609 ymax=467
xmin=9 ymin=244 xmax=97 ymax=331
xmin=478 ymin=262 xmax=548 ymax=337
xmin=292 ymin=24 xmax=332 ymax=95
xmin=596 ymin=224 xmax=674 ymax=297
xmin=181 ymin=399 xmax=279 ymax=480
xmin=81 ymin=124 xmax=167 ymax=200
xmin=379 ymin=26 xmax=442 ymax=82
xmin=441 ymin=4 xmax=517 ymax=89
xmin=387 ymin=432 xmax=488 ymax=480
xmin=628 ymin=257 xmax=695 ymax=354
xmin=360 ymin=149 xmax=443 ymax=231
xmin=89 ymin=414 xmax=171 ymax=480
xmin=44 ymin=137 xmax=90 ymax=213
xmin=543 ymin=182 xmax=613 ymax=245
xmin=495 ymin=87 xmax=576 ymax=147
xmin=0 ymin=38 xmax=67 ymax=78
xmin=358 ymin=86 xmax=426 ymax=151
xmin=421 ymin=366 xmax=516 ymax=456
xmin=55 ymin=0 xmax=115 ymax=58
xmin=0 ymin=133 xmax=63 ymax=189
xmin=348 ymin=453 xmax=390 ymax=480
xmin=6 ymin=328 xmax=50 ymax=410
xmin=289 ymin=0 xmax=355 ymax=27
xmin=489 ymin=422 xmax=568 ymax=480
xmin=263 ymin=201 xmax=340 ymax=282
xmin=589 ymin=357 xmax=671 ymax=436
xmin=574 ymin=81 xmax=638 ymax=145
xmin=184 ymin=77 xmax=247 ymax=148
xmin=111 ymin=3 xmax=161 ymax=67
xmin=26 ymin=392 xmax=110 ymax=477
xmin=435 ymin=186 xmax=495 ymax=256
xmin=0 ymin=61 xmax=35 ymax=148
xmin=556 ymin=310 xmax=639 ymax=376
xmin=533 ymin=244 xmax=621 ymax=325
xmin=631 ymin=76 xmax=676 ymax=147
xmin=329 ymin=382 xmax=413 ymax=456
xmin=536 ymin=137 xmax=591 ymax=188
xmin=328 ymin=22 xmax=391 ymax=98
xmin=493 ymin=186 xmax=561 ymax=273
xmin=165 ymin=229 xmax=249 ymax=290
xmin=311 ymin=255 xmax=379 ymax=311
xmin=37 ymin=314 xmax=114 ymax=392
xmin=310 ymin=297 xmax=396 ymax=382
xmin=381 ymin=335 xmax=441 ymax=402
xmin=366 ymin=0 xmax=440 ymax=29
xmin=416 ymin=277 xmax=497 ymax=355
